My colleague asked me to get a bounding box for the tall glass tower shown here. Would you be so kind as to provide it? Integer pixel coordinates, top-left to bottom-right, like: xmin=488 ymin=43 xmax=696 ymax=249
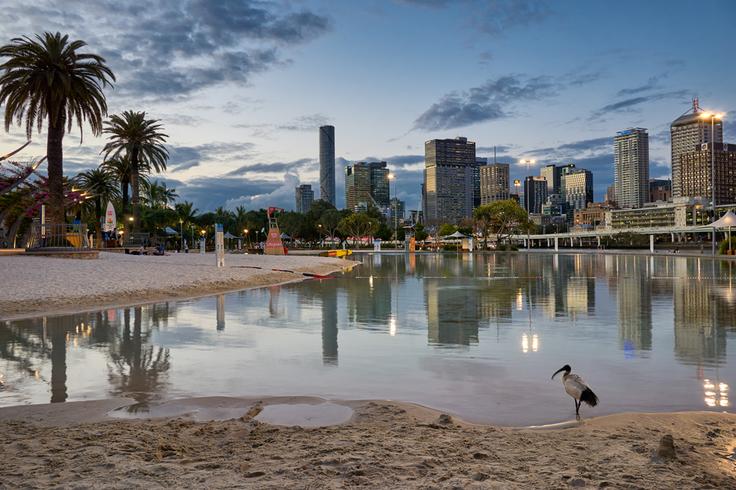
xmin=319 ymin=125 xmax=336 ymax=206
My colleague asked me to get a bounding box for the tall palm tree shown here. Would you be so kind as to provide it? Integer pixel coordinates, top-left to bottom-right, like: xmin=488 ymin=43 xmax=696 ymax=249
xmin=101 ymin=157 xmax=132 ymax=215
xmin=73 ymin=167 xmax=119 ymax=246
xmin=102 ymin=111 xmax=168 ymax=230
xmin=0 ymin=32 xmax=115 ymax=224
xmin=147 ymin=180 xmax=178 ymax=208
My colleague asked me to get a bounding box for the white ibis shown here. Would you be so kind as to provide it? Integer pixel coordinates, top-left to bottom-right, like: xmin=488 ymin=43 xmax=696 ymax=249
xmin=552 ymin=364 xmax=598 ymax=420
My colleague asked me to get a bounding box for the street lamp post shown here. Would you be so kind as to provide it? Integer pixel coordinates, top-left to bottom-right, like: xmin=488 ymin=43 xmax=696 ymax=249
xmin=244 ymin=228 xmax=249 ymax=248
xmin=388 ymin=172 xmax=397 ymax=245
xmin=701 ymin=112 xmax=724 ymax=255
xmin=179 ymin=219 xmax=183 ymax=251
xmin=519 ymin=159 xmax=535 ymax=250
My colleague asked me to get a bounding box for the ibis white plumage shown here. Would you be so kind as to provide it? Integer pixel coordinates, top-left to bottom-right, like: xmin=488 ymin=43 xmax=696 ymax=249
xmin=551 ymin=364 xmax=598 ymax=420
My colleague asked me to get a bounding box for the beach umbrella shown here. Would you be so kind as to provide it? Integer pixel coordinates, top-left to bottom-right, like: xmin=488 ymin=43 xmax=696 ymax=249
xmin=164 ymin=226 xmax=178 ymax=235
xmin=103 ymin=201 xmax=116 ymax=232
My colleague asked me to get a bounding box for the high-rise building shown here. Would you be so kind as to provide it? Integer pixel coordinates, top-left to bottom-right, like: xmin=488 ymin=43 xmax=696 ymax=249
xmin=614 ymin=128 xmax=649 ymax=209
xmin=649 ymin=179 xmax=672 ymax=203
xmin=344 ymin=161 xmax=389 ymax=212
xmin=523 ymin=176 xmax=548 ymax=214
xmin=559 ymin=163 xmax=577 ymax=177
xmin=479 ymin=163 xmax=510 ymax=204
xmin=671 ymin=99 xmax=723 ymax=198
xmin=294 ymin=184 xmax=314 ymax=213
xmin=409 ymin=209 xmax=424 ymax=225
xmin=605 ymin=184 xmax=617 ymax=205
xmin=473 ymin=157 xmax=487 ymax=208
xmin=679 ymin=143 xmax=736 ymax=204
xmin=540 ymin=164 xmax=560 ymax=195
xmin=424 ymin=137 xmax=476 ymax=224
xmin=561 ymin=169 xmax=593 ymax=211
xmin=319 ymin=125 xmax=336 ymax=206
xmin=390 ymin=197 xmax=405 ymax=229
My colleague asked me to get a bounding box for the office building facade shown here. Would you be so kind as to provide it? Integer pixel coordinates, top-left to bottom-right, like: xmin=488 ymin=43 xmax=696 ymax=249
xmin=319 ymin=125 xmax=336 ymax=206
xmin=390 ymin=197 xmax=405 ymax=229
xmin=671 ymin=99 xmax=723 ymax=198
xmin=679 ymin=143 xmax=736 ymax=205
xmin=540 ymin=164 xmax=560 ymax=195
xmin=523 ymin=176 xmax=548 ymax=214
xmin=561 ymin=169 xmax=593 ymax=211
xmin=294 ymin=184 xmax=314 ymax=213
xmin=614 ymin=128 xmax=649 ymax=209
xmin=345 ymin=161 xmax=390 ymax=212
xmin=479 ymin=163 xmax=510 ymax=204
xmin=649 ymin=179 xmax=672 ymax=203
xmin=473 ymin=157 xmax=487 ymax=208
xmin=424 ymin=137 xmax=476 ymax=224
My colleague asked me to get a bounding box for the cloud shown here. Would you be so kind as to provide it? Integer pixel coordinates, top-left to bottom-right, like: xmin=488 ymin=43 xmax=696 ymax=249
xmin=590 ymin=90 xmax=689 ymax=119
xmin=166 ymin=175 xmax=281 ymax=212
xmin=225 ymin=172 xmax=302 ymax=210
xmin=398 ymin=0 xmax=551 ymax=36
xmin=168 ymin=142 xmax=256 ymax=172
xmin=226 ymin=158 xmax=315 ymax=176
xmin=0 ymin=0 xmax=331 ymax=100
xmin=413 ymin=75 xmax=558 ymax=131
xmin=526 ymin=136 xmax=610 ymax=157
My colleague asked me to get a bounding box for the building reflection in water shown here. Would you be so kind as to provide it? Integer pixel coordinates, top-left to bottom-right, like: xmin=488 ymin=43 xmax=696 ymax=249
xmin=320 ymin=280 xmax=338 ymax=365
xmin=216 ymin=295 xmax=225 ymax=331
xmin=0 ymin=253 xmax=733 ymax=413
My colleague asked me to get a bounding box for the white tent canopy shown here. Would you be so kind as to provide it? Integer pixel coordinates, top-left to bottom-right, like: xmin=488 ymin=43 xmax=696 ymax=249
xmin=709 ymin=210 xmax=736 ymax=228
xmin=445 ymin=231 xmax=467 ymax=239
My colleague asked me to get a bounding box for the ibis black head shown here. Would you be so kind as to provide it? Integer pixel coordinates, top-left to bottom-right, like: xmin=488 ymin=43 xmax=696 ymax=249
xmin=551 ymin=364 xmax=571 ymax=379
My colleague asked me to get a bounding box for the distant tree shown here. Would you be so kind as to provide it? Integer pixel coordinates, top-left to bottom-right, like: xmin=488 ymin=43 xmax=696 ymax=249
xmin=73 ymin=167 xmax=119 ymax=245
xmin=338 ymin=213 xmax=379 ymax=247
xmin=414 ymin=223 xmax=428 ymax=241
xmin=473 ymin=199 xmax=531 ymax=246
xmin=319 ymin=208 xmax=350 ymax=248
xmin=437 ymin=223 xmax=457 ymax=237
xmin=0 ymin=32 xmax=115 ymax=224
xmin=307 ymin=199 xmax=336 ymax=221
xmin=101 ymin=157 xmax=132 ymax=214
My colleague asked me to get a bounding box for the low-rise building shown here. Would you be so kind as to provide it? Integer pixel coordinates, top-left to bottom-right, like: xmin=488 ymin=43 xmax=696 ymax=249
xmin=573 ymin=202 xmax=612 ymax=230
xmin=604 ymin=198 xmax=709 ymax=229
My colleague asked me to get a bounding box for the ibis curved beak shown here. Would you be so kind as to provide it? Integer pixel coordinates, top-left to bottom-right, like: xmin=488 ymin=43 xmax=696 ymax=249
xmin=551 ymin=367 xmax=566 ymax=379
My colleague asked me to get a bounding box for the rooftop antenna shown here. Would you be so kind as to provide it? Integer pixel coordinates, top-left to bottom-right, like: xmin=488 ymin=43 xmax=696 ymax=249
xmin=692 ymin=97 xmax=700 ymax=112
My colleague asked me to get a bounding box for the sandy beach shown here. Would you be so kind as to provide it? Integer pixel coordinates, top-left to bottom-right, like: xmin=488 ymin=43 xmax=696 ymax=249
xmin=0 ymin=252 xmax=356 ymax=321
xmin=0 ymin=397 xmax=733 ymax=488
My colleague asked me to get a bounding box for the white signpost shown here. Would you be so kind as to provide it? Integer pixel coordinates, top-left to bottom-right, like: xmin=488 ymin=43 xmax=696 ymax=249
xmin=373 ymin=238 xmax=382 ymax=252
xmin=215 ymin=223 xmax=225 ymax=267
xmin=199 ymin=237 xmax=205 ymax=254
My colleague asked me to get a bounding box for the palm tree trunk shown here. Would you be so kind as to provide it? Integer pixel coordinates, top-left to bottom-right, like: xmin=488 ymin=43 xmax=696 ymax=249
xmin=95 ymin=197 xmax=103 ymax=248
xmin=46 ymin=111 xmax=66 ymax=225
xmin=130 ymin=148 xmax=140 ymax=232
xmin=121 ymin=179 xmax=129 ymax=215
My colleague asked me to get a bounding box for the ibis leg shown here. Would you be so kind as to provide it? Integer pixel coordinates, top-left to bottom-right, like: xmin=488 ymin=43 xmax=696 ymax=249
xmin=575 ymin=400 xmax=581 ymax=420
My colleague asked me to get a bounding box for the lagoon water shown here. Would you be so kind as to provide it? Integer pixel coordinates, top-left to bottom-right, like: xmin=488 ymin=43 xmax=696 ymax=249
xmin=1 ymin=253 xmax=734 ymax=425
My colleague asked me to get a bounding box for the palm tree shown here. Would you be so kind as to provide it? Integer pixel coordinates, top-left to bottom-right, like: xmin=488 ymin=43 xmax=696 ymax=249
xmin=102 ymin=111 xmax=168 ymax=230
xmin=101 ymin=157 xmax=132 ymax=215
xmin=0 ymin=32 xmax=115 ymax=224
xmin=147 ymin=180 xmax=178 ymax=208
xmin=73 ymin=167 xmax=119 ymax=246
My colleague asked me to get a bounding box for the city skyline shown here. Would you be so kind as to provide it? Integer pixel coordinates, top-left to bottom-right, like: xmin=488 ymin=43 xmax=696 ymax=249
xmin=0 ymin=0 xmax=735 ymax=213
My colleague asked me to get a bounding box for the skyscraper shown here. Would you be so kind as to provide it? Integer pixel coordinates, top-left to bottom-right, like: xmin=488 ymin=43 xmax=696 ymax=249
xmin=680 ymin=143 xmax=736 ymax=204
xmin=561 ymin=169 xmax=593 ymax=211
xmin=671 ymin=99 xmax=723 ymax=198
xmin=649 ymin=179 xmax=672 ymax=203
xmin=424 ymin=137 xmax=476 ymax=224
xmin=319 ymin=125 xmax=335 ymax=206
xmin=523 ymin=176 xmax=548 ymax=214
xmin=473 ymin=157 xmax=487 ymax=208
xmin=614 ymin=128 xmax=649 ymax=209
xmin=540 ymin=164 xmax=560 ymax=195
xmin=390 ymin=197 xmax=405 ymax=229
xmin=479 ymin=163 xmax=510 ymax=204
xmin=294 ymin=184 xmax=314 ymax=213
xmin=345 ymin=161 xmax=390 ymax=212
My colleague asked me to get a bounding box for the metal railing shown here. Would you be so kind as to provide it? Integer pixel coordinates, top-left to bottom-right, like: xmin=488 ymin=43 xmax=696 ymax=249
xmin=27 ymin=222 xmax=89 ymax=249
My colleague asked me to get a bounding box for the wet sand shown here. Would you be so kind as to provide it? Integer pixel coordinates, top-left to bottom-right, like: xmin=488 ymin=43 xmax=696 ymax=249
xmin=0 ymin=397 xmax=734 ymax=488
xmin=0 ymin=252 xmax=355 ymax=321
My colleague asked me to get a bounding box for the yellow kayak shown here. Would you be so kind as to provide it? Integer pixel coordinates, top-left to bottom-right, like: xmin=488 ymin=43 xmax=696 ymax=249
xmin=320 ymin=249 xmax=352 ymax=258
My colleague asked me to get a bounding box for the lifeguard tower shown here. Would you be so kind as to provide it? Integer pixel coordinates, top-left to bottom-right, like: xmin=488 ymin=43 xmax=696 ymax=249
xmin=264 ymin=207 xmax=286 ymax=255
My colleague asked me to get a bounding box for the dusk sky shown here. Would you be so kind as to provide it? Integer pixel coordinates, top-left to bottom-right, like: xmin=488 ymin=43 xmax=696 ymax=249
xmin=2 ymin=0 xmax=735 ymax=212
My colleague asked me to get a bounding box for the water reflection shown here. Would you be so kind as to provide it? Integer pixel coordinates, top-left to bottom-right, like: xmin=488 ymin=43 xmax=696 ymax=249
xmin=1 ymin=253 xmax=734 ymax=423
